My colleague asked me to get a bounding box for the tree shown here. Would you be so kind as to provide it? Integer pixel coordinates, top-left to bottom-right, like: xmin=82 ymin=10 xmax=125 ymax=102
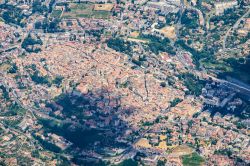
xmin=160 ymin=82 xmax=167 ymax=87
xmin=107 ymin=38 xmax=133 ymax=55
xmin=140 ymin=34 xmax=175 ymax=55
xmin=32 ymin=0 xmax=48 ymax=14
xmin=21 ymin=34 xmax=43 ymax=53
xmin=1 ymin=5 xmax=25 ymax=27
xmin=65 ymin=3 xmax=70 ymax=12
xmin=118 ymin=159 xmax=138 ymax=166
xmin=157 ymin=160 xmax=166 ymax=166
xmin=53 ymin=76 xmax=64 ymax=87
xmin=180 ymin=73 xmax=205 ymax=96
xmin=8 ymin=63 xmax=18 ymax=74
xmin=181 ymin=10 xmax=199 ymax=29
xmin=35 ymin=21 xmax=42 ymax=29
xmin=188 ymin=120 xmax=193 ymax=128
xmin=31 ymin=71 xmax=50 ymax=85
xmin=196 ymin=0 xmax=202 ymax=7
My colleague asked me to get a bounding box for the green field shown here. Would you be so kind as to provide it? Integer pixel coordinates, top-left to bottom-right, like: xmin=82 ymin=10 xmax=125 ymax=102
xmin=62 ymin=3 xmax=111 ymax=19
xmin=201 ymin=60 xmax=232 ymax=72
xmin=51 ymin=10 xmax=62 ymax=18
xmin=182 ymin=152 xmax=205 ymax=166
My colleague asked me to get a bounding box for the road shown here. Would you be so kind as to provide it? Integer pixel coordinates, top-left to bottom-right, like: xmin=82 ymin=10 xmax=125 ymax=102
xmin=222 ymin=8 xmax=250 ymax=50
xmin=207 ymin=74 xmax=250 ymax=96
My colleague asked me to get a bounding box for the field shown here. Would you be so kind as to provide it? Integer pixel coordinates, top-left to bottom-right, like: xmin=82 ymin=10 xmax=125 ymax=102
xmin=157 ymin=26 xmax=176 ymax=39
xmin=182 ymin=152 xmax=205 ymax=166
xmin=62 ymin=3 xmax=111 ymax=19
xmin=51 ymin=10 xmax=62 ymax=18
xmin=201 ymin=60 xmax=232 ymax=72
xmin=171 ymin=145 xmax=194 ymax=156
xmin=128 ymin=32 xmax=150 ymax=43
xmin=93 ymin=4 xmax=114 ymax=11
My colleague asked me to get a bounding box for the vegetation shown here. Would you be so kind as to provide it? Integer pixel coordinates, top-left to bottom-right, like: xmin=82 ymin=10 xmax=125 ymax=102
xmin=39 ymin=118 xmax=105 ymax=149
xmin=86 ymin=29 xmax=104 ymax=40
xmin=31 ymin=71 xmax=50 ymax=85
xmin=51 ymin=10 xmax=62 ymax=18
xmin=180 ymin=73 xmax=205 ymax=96
xmin=26 ymin=64 xmax=63 ymax=86
xmin=0 ymin=4 xmax=26 ymax=27
xmin=181 ymin=10 xmax=199 ymax=29
xmin=210 ymin=8 xmax=245 ymax=27
xmin=0 ymin=85 xmax=9 ymax=100
xmin=140 ymin=34 xmax=175 ymax=55
xmin=160 ymin=82 xmax=167 ymax=87
xmin=32 ymin=133 xmax=61 ymax=153
xmin=218 ymin=57 xmax=250 ymax=84
xmin=170 ymin=98 xmax=183 ymax=107
xmin=32 ymin=0 xmax=48 ymax=14
xmin=48 ymin=0 xmax=56 ymax=13
xmin=175 ymin=39 xmax=211 ymax=68
xmin=2 ymin=103 xmax=26 ymax=116
xmin=8 ymin=63 xmax=18 ymax=74
xmin=142 ymin=121 xmax=154 ymax=126
xmin=16 ymin=156 xmax=33 ymax=166
xmin=182 ymin=152 xmax=204 ymax=166
xmin=55 ymin=93 xmax=90 ymax=117
xmin=166 ymin=13 xmax=178 ymax=25
xmin=107 ymin=38 xmax=133 ymax=55
xmin=35 ymin=18 xmax=63 ymax=33
xmin=52 ymin=75 xmax=64 ymax=87
xmin=117 ymin=159 xmax=138 ymax=166
xmin=72 ymin=157 xmax=107 ymax=166
xmin=61 ymin=3 xmax=111 ymax=19
xmin=214 ymin=149 xmax=233 ymax=157
xmin=21 ymin=34 xmax=43 ymax=53
xmin=157 ymin=159 xmax=166 ymax=166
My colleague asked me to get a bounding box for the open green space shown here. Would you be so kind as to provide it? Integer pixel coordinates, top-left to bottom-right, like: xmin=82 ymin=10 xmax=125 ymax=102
xmin=182 ymin=152 xmax=205 ymax=166
xmin=201 ymin=59 xmax=232 ymax=72
xmin=51 ymin=9 xmax=62 ymax=18
xmin=62 ymin=3 xmax=111 ymax=19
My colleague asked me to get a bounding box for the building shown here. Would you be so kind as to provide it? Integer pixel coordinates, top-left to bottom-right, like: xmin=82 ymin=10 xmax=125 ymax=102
xmin=147 ymin=1 xmax=179 ymax=14
xmin=215 ymin=1 xmax=238 ymax=15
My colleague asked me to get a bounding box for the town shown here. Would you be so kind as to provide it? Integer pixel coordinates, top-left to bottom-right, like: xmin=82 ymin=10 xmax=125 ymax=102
xmin=0 ymin=0 xmax=249 ymax=165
